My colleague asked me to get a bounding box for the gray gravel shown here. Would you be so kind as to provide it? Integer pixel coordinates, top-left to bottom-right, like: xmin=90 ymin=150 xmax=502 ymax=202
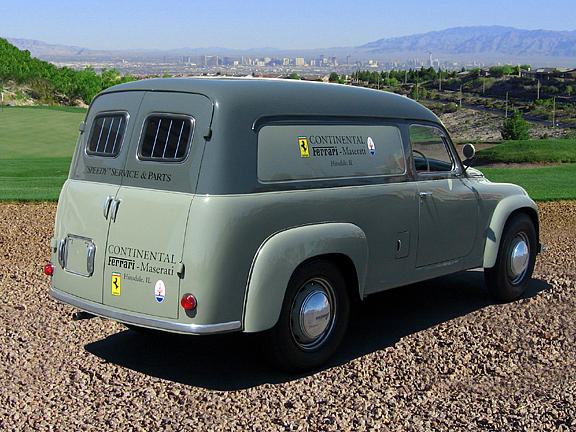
xmin=1 ymin=201 xmax=575 ymax=431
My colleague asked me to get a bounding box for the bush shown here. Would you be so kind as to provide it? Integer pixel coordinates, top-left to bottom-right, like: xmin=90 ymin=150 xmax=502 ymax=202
xmin=328 ymin=72 xmax=339 ymax=83
xmin=501 ymin=111 xmax=531 ymax=140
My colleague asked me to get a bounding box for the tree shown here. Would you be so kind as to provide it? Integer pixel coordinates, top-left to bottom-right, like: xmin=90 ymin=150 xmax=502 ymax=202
xmin=500 ymin=111 xmax=531 ymax=140
xmin=328 ymin=72 xmax=339 ymax=83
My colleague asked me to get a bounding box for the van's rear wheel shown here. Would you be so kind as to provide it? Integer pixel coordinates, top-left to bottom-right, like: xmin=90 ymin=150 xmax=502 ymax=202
xmin=485 ymin=213 xmax=537 ymax=302
xmin=267 ymin=260 xmax=350 ymax=372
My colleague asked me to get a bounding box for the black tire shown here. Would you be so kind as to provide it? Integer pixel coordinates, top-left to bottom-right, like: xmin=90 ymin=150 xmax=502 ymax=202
xmin=484 ymin=213 xmax=537 ymax=302
xmin=266 ymin=259 xmax=350 ymax=372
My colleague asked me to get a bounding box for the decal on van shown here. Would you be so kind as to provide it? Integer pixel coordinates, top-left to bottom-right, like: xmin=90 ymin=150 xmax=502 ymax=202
xmin=259 ymin=125 xmax=405 ymax=182
xmin=84 ymin=166 xmax=173 ymax=183
xmin=107 ymin=244 xmax=177 ymax=277
xmin=154 ymin=280 xmax=166 ymax=303
xmin=111 ymin=273 xmax=121 ymax=296
xmin=367 ymin=137 xmax=376 ymax=155
xmin=298 ymin=137 xmax=310 ymax=158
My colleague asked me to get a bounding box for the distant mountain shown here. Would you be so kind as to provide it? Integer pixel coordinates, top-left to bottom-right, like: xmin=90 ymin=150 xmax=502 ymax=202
xmin=357 ymin=26 xmax=576 ymax=58
xmin=6 ymin=26 xmax=576 ymax=65
xmin=6 ymin=38 xmax=89 ymax=57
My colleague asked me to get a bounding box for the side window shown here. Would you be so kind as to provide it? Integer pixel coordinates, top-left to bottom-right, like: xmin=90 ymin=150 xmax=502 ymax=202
xmin=138 ymin=115 xmax=194 ymax=162
xmin=86 ymin=113 xmax=128 ymax=157
xmin=257 ymin=125 xmax=406 ymax=182
xmin=409 ymin=125 xmax=455 ymax=173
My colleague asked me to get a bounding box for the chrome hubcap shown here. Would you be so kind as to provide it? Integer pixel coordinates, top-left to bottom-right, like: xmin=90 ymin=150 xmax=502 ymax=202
xmin=290 ymin=278 xmax=335 ymax=350
xmin=508 ymin=233 xmax=530 ymax=284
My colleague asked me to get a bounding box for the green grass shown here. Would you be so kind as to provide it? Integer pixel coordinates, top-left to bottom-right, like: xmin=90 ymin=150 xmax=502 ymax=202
xmin=476 ymin=139 xmax=576 ymax=163
xmin=479 ymin=164 xmax=576 ymax=201
xmin=0 ymin=107 xmax=82 ymax=200
xmin=0 ymin=106 xmax=85 ymax=159
xmin=0 ymin=158 xmax=70 ymax=201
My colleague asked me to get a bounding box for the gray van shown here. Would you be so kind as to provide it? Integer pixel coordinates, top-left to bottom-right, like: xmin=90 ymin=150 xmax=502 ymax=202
xmin=48 ymin=78 xmax=540 ymax=370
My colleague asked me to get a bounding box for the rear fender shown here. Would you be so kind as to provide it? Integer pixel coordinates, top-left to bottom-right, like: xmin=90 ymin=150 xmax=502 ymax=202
xmin=243 ymin=223 xmax=367 ymax=333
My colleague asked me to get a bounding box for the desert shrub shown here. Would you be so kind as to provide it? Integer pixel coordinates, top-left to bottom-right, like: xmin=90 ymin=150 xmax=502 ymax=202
xmin=501 ymin=111 xmax=531 ymax=140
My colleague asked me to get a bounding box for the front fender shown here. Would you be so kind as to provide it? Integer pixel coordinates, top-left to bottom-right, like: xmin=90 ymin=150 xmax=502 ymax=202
xmin=483 ymin=193 xmax=538 ymax=268
xmin=242 ymin=223 xmax=368 ymax=333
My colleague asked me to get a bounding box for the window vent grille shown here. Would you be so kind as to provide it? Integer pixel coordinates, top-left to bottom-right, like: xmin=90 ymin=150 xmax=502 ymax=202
xmin=86 ymin=113 xmax=127 ymax=157
xmin=139 ymin=115 xmax=194 ymax=162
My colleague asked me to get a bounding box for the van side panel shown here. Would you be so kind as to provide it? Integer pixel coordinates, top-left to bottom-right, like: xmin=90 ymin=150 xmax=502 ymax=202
xmin=179 ymin=183 xmax=418 ymax=328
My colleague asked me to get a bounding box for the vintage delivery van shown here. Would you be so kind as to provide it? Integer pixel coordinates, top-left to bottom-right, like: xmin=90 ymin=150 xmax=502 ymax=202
xmin=48 ymin=78 xmax=540 ymax=370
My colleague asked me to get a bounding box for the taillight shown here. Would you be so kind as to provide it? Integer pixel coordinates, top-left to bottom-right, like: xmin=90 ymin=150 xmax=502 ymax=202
xmin=180 ymin=294 xmax=197 ymax=310
xmin=44 ymin=264 xmax=54 ymax=276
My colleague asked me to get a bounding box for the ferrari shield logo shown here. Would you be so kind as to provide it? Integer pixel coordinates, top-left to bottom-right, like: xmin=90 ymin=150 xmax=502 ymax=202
xmin=298 ymin=136 xmax=310 ymax=158
xmin=111 ymin=273 xmax=121 ymax=296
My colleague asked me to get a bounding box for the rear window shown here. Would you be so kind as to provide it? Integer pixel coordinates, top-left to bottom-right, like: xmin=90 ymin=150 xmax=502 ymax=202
xmin=86 ymin=113 xmax=127 ymax=157
xmin=138 ymin=115 xmax=194 ymax=162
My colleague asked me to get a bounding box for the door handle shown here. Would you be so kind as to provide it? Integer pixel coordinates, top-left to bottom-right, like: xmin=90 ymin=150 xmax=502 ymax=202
xmin=110 ymin=199 xmax=121 ymax=222
xmin=86 ymin=243 xmax=96 ymax=276
xmin=58 ymin=238 xmax=67 ymax=268
xmin=419 ymin=191 xmax=433 ymax=199
xmin=103 ymin=196 xmax=114 ymax=219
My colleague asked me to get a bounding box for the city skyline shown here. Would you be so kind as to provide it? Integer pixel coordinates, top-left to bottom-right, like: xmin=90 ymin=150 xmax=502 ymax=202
xmin=1 ymin=0 xmax=575 ymax=51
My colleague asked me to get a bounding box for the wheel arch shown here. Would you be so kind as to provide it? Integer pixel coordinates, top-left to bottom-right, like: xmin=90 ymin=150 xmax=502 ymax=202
xmin=483 ymin=195 xmax=539 ymax=269
xmin=242 ymin=223 xmax=368 ymax=333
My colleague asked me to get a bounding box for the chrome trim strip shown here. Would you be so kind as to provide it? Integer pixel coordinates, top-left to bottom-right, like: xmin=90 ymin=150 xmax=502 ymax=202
xmin=50 ymin=287 xmax=242 ymax=335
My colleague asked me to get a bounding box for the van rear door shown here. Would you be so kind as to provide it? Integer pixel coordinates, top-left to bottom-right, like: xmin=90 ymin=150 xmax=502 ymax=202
xmin=101 ymin=92 xmax=213 ymax=319
xmin=53 ymin=91 xmax=145 ymax=303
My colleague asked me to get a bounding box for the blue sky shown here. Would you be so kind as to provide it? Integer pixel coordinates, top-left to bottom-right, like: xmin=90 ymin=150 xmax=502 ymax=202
xmin=2 ymin=0 xmax=575 ymax=50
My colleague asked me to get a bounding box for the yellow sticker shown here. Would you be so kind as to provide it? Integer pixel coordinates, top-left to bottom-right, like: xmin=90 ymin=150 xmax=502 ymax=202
xmin=298 ymin=137 xmax=310 ymax=158
xmin=111 ymin=272 xmax=121 ymax=296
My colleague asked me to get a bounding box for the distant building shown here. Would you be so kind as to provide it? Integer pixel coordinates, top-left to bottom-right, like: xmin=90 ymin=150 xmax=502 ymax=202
xmin=523 ymin=68 xmax=576 ymax=80
xmin=203 ymin=56 xmax=220 ymax=67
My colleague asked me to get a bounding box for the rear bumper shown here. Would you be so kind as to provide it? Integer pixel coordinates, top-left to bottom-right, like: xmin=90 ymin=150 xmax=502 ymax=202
xmin=49 ymin=286 xmax=242 ymax=335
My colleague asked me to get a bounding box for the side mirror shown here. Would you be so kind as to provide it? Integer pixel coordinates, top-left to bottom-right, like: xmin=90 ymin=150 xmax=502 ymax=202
xmin=462 ymin=143 xmax=476 ymax=172
xmin=462 ymin=143 xmax=476 ymax=160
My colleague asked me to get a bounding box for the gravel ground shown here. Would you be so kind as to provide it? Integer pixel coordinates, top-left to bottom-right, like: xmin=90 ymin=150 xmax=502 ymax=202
xmin=1 ymin=201 xmax=575 ymax=431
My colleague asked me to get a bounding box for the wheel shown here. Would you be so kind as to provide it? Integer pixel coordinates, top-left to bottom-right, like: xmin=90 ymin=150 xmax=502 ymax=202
xmin=266 ymin=260 xmax=350 ymax=372
xmin=484 ymin=213 xmax=537 ymax=302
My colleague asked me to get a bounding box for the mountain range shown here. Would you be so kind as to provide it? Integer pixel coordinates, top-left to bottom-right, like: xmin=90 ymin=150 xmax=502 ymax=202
xmin=7 ymin=26 xmax=576 ymax=65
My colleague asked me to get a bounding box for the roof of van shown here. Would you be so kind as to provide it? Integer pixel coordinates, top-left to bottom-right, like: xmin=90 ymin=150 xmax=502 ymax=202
xmin=101 ymin=78 xmax=440 ymax=124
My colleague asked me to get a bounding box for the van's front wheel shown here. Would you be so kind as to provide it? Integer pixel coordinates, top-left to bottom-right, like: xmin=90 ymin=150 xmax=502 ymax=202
xmin=485 ymin=213 xmax=537 ymax=302
xmin=267 ymin=260 xmax=350 ymax=372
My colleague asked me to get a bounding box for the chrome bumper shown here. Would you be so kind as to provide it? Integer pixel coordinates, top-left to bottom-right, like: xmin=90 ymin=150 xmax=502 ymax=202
xmin=49 ymin=287 xmax=242 ymax=335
